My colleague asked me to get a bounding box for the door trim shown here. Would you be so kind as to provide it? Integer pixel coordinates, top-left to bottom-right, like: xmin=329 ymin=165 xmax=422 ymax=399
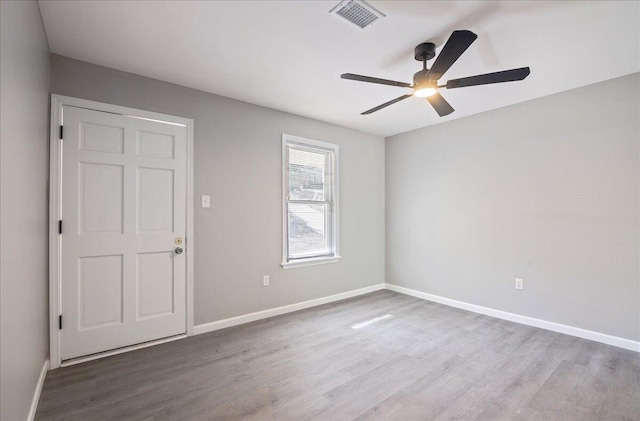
xmin=48 ymin=95 xmax=195 ymax=369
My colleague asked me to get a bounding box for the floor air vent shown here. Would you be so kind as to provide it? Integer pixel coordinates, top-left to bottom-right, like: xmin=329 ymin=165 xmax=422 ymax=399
xmin=330 ymin=0 xmax=385 ymax=30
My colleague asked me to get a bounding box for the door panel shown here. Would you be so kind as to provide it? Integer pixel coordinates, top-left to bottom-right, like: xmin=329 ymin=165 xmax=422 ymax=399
xmin=80 ymin=123 xmax=124 ymax=154
xmin=137 ymin=131 xmax=175 ymax=159
xmin=61 ymin=106 xmax=187 ymax=360
xmin=79 ymin=163 xmax=124 ymax=234
xmin=79 ymin=255 xmax=123 ymax=329
xmin=137 ymin=251 xmax=174 ymax=319
xmin=138 ymin=167 xmax=174 ymax=232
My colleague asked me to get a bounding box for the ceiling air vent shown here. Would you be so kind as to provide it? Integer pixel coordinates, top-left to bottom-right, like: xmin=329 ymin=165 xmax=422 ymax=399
xmin=330 ymin=0 xmax=385 ymax=30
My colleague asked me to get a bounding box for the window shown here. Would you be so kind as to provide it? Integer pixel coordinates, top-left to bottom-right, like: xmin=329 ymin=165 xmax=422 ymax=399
xmin=282 ymin=134 xmax=340 ymax=269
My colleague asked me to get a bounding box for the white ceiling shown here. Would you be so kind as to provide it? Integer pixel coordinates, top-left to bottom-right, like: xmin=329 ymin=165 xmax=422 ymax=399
xmin=39 ymin=1 xmax=639 ymax=137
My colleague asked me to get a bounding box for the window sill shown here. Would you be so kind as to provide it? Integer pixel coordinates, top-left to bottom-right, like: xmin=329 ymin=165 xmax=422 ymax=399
xmin=281 ymin=256 xmax=341 ymax=270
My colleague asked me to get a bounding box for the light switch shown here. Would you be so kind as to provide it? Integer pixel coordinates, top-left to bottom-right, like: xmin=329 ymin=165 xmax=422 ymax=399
xmin=201 ymin=195 xmax=211 ymax=208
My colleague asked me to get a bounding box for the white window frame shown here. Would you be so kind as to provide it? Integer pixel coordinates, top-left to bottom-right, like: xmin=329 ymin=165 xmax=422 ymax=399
xmin=282 ymin=134 xmax=340 ymax=269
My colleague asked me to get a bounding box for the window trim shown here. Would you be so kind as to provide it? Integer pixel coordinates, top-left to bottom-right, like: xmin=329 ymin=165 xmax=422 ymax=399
xmin=281 ymin=134 xmax=340 ymax=269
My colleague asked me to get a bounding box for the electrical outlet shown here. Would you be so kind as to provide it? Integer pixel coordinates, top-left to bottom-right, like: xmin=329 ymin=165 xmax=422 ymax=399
xmin=263 ymin=275 xmax=269 ymax=286
xmin=515 ymin=278 xmax=524 ymax=290
xmin=201 ymin=195 xmax=211 ymax=208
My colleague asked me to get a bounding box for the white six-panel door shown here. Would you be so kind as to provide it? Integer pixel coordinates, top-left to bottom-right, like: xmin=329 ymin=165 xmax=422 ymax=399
xmin=60 ymin=105 xmax=187 ymax=360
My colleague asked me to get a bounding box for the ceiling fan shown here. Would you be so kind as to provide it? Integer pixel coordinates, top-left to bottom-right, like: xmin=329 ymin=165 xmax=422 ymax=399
xmin=341 ymin=30 xmax=530 ymax=117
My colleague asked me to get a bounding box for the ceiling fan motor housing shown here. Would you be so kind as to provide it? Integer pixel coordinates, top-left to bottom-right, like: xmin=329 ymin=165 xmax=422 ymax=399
xmin=413 ymin=69 xmax=429 ymax=85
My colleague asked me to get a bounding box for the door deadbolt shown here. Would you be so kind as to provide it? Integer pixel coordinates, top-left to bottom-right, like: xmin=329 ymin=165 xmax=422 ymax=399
xmin=175 ymin=247 xmax=184 ymax=254
xmin=175 ymin=237 xmax=183 ymax=245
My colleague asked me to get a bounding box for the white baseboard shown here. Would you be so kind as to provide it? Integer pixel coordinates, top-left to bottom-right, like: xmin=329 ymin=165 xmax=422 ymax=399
xmin=193 ymin=284 xmax=386 ymax=335
xmin=193 ymin=281 xmax=639 ymax=353
xmin=28 ymin=359 xmax=49 ymax=421
xmin=385 ymin=283 xmax=640 ymax=353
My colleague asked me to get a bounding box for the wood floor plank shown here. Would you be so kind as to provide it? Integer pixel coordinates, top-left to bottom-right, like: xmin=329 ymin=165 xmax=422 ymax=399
xmin=599 ymin=353 xmax=640 ymax=420
xmin=318 ymin=354 xmax=428 ymax=419
xmin=35 ymin=290 xmax=640 ymax=421
xmin=527 ymin=360 xmax=587 ymax=413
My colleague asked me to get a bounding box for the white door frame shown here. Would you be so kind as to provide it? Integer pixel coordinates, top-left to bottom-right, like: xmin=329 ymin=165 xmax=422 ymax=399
xmin=48 ymin=95 xmax=195 ymax=369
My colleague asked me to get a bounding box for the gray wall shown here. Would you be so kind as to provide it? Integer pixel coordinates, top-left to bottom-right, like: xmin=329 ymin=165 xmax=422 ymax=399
xmin=386 ymin=73 xmax=640 ymax=341
xmin=0 ymin=1 xmax=51 ymax=419
xmin=50 ymin=55 xmax=386 ymax=325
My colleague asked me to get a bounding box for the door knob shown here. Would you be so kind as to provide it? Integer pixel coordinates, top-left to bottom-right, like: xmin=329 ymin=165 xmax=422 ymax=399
xmin=175 ymin=247 xmax=183 ymax=254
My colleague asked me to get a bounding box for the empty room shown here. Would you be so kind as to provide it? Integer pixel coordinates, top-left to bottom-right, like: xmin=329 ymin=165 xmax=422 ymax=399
xmin=1 ymin=0 xmax=639 ymax=420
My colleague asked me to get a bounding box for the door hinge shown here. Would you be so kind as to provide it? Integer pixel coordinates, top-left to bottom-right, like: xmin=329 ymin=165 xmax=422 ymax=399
xmin=58 ymin=220 xmax=62 ymax=234
xmin=59 ymin=125 xmax=63 ymax=140
xmin=59 ymin=315 xmax=62 ymax=330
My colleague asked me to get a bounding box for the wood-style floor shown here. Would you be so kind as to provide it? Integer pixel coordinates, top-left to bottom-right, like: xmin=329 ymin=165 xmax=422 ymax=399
xmin=36 ymin=290 xmax=640 ymax=420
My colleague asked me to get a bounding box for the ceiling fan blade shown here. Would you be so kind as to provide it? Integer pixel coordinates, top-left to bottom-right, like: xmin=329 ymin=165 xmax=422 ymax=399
xmin=362 ymin=94 xmax=413 ymax=115
xmin=427 ymin=30 xmax=478 ymax=81
xmin=426 ymin=92 xmax=455 ymax=117
xmin=342 ymin=73 xmax=412 ymax=88
xmin=446 ymin=67 xmax=530 ymax=89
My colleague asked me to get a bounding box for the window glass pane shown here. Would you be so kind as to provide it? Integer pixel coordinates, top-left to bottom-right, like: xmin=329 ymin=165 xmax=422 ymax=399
xmin=288 ymin=202 xmax=328 ymax=257
xmin=288 ymin=147 xmax=326 ymax=201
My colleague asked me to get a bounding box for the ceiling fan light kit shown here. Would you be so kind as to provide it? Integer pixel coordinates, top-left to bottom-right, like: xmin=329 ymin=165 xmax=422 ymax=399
xmin=413 ymin=86 xmax=437 ymax=98
xmin=341 ymin=30 xmax=531 ymax=117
